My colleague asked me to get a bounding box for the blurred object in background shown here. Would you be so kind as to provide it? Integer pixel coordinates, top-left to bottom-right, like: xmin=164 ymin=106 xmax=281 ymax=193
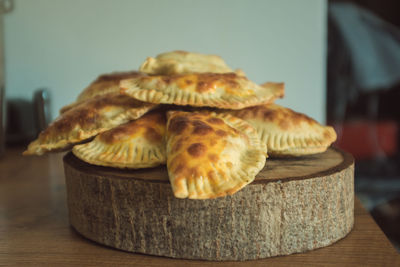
xmin=334 ymin=120 xmax=397 ymax=160
xmin=328 ymin=0 xmax=400 ymax=251
xmin=328 ymin=1 xmax=400 ymax=161
xmin=6 ymin=98 xmax=35 ymax=144
xmin=33 ymin=89 xmax=51 ymax=132
xmin=329 ymin=2 xmax=400 ymax=95
xmin=6 ymin=89 xmax=51 ymax=145
xmin=0 ymin=0 xmax=13 ymax=156
xmin=0 ymin=85 xmax=4 ymax=156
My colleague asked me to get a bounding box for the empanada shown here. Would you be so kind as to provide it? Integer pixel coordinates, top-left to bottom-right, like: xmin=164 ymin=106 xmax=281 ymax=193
xmin=120 ymin=73 xmax=284 ymax=110
xmin=72 ymin=110 xmax=166 ymax=168
xmin=227 ymin=104 xmax=337 ymax=157
xmin=166 ymin=111 xmax=266 ymax=199
xmin=24 ymin=93 xmax=156 ymax=155
xmin=139 ymin=50 xmax=234 ymax=75
xmin=60 ymin=71 xmax=145 ymax=113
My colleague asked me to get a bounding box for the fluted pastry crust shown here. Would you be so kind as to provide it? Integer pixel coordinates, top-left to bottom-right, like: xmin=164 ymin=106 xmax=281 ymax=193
xmin=72 ymin=110 xmax=166 ymax=168
xmin=60 ymin=71 xmax=145 ymax=114
xmin=227 ymin=104 xmax=337 ymax=157
xmin=121 ymin=72 xmax=284 ymax=110
xmin=24 ymin=93 xmax=156 ymax=155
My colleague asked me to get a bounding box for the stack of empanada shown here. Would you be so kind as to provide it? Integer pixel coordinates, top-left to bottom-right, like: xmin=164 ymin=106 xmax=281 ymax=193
xmin=24 ymin=51 xmax=336 ymax=199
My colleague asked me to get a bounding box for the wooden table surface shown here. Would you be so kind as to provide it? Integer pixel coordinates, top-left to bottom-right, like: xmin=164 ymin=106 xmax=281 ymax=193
xmin=1 ymin=148 xmax=399 ymax=266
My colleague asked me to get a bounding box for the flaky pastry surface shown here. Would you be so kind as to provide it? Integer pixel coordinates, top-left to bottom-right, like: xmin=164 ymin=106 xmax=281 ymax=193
xmin=73 ymin=110 xmax=166 ymax=168
xmin=139 ymin=50 xmax=233 ymax=75
xmin=166 ymin=111 xmax=266 ymax=199
xmin=227 ymin=104 xmax=337 ymax=156
xmin=24 ymin=93 xmax=156 ymax=155
xmin=60 ymin=71 xmax=145 ymax=114
xmin=121 ymin=73 xmax=284 ymax=110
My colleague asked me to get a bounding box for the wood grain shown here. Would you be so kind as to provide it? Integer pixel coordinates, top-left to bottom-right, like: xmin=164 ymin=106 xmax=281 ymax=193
xmin=1 ymin=147 xmax=399 ymax=266
xmin=64 ymin=148 xmax=354 ymax=260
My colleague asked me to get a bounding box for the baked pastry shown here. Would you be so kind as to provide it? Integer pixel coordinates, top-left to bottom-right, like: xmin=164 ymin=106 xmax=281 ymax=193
xmin=226 ymin=104 xmax=337 ymax=157
xmin=139 ymin=50 xmax=234 ymax=75
xmin=166 ymin=110 xmax=266 ymax=199
xmin=120 ymin=72 xmax=284 ymax=110
xmin=72 ymin=110 xmax=166 ymax=168
xmin=60 ymin=71 xmax=145 ymax=113
xmin=24 ymin=93 xmax=156 ymax=155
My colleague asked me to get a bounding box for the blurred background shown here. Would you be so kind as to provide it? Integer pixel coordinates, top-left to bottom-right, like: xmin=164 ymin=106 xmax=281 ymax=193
xmin=0 ymin=0 xmax=399 ymax=250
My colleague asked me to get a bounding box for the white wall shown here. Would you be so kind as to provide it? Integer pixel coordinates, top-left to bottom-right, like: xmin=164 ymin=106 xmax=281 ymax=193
xmin=4 ymin=0 xmax=327 ymax=122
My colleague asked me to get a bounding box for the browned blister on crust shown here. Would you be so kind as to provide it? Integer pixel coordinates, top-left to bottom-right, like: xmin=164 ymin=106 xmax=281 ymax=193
xmin=60 ymin=71 xmax=145 ymax=114
xmin=24 ymin=93 xmax=156 ymax=155
xmin=166 ymin=111 xmax=266 ymax=199
xmin=139 ymin=50 xmax=235 ymax=75
xmin=120 ymin=72 xmax=284 ymax=110
xmin=227 ymin=104 xmax=337 ymax=157
xmin=72 ymin=110 xmax=166 ymax=168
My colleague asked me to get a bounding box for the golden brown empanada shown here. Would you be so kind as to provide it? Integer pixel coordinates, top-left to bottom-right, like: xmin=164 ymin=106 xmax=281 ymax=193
xmin=139 ymin=50 xmax=234 ymax=75
xmin=227 ymin=104 xmax=337 ymax=157
xmin=120 ymin=72 xmax=284 ymax=110
xmin=166 ymin=110 xmax=266 ymax=199
xmin=60 ymin=71 xmax=145 ymax=114
xmin=72 ymin=110 xmax=166 ymax=168
xmin=24 ymin=93 xmax=156 ymax=156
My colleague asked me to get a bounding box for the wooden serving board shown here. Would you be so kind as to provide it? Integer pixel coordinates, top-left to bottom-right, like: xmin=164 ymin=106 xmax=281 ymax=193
xmin=63 ymin=147 xmax=354 ymax=261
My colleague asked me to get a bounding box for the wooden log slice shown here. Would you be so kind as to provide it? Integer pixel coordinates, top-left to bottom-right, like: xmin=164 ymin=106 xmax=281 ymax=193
xmin=63 ymin=147 xmax=354 ymax=261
